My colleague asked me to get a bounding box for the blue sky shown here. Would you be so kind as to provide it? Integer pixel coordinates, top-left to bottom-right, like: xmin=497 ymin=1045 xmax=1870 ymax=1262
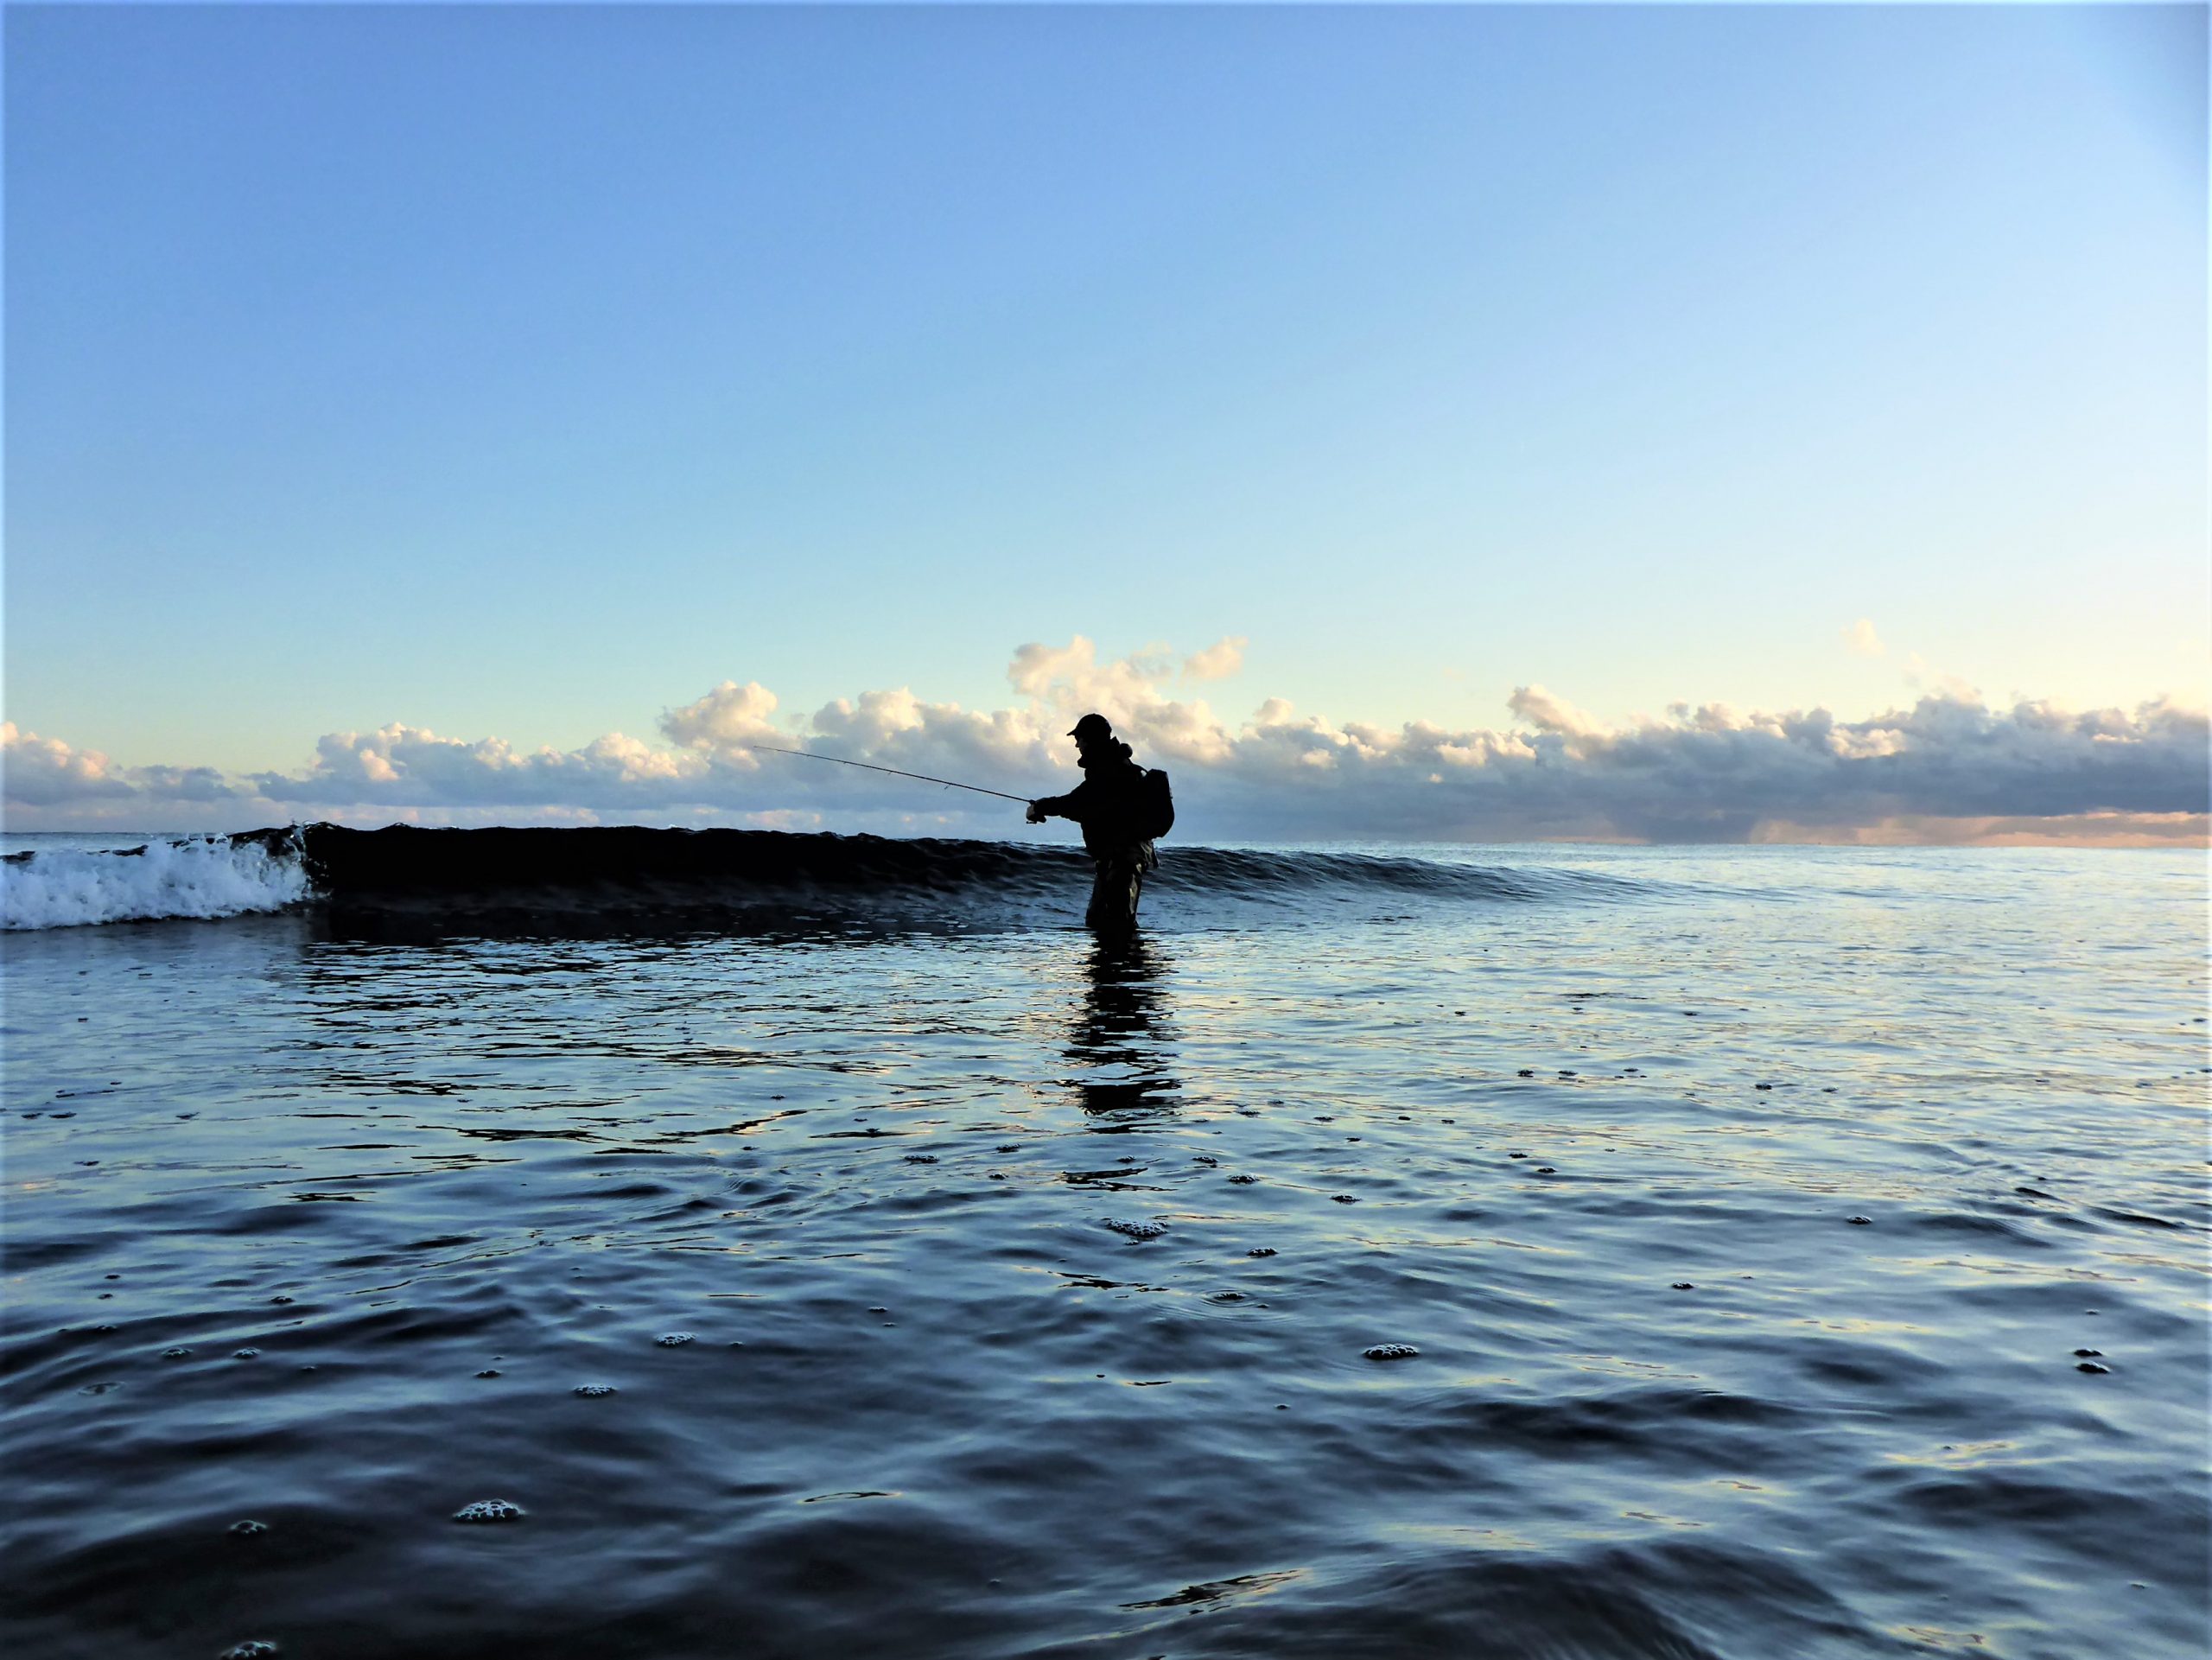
xmin=4 ymin=3 xmax=2206 ymax=839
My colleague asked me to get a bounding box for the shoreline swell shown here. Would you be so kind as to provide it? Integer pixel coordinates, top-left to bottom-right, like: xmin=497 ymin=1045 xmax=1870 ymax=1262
xmin=3 ymin=824 xmax=1642 ymax=934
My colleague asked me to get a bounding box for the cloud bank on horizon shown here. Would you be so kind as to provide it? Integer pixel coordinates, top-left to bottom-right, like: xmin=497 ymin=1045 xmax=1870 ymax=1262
xmin=4 ymin=637 xmax=2204 ymax=846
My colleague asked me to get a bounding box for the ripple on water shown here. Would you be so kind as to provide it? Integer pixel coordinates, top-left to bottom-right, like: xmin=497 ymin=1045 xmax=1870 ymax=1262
xmin=1173 ymin=1536 xmax=1893 ymax=1658
xmin=3 ymin=848 xmax=2202 ymax=1660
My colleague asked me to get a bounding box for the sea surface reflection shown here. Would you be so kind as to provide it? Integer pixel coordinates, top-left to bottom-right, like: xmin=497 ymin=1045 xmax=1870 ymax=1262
xmin=1066 ymin=936 xmax=1181 ymax=1119
xmin=2 ymin=847 xmax=2204 ymax=1659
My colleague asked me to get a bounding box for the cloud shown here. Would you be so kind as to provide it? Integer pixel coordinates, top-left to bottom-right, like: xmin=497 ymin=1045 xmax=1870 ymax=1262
xmin=661 ymin=681 xmax=781 ymax=750
xmin=249 ymin=725 xmax=708 ymax=809
xmin=1843 ymin=618 xmax=1885 ymax=657
xmin=1 ymin=724 xmax=136 ymax=805
xmin=1507 ymin=684 xmax=1605 ymax=740
xmin=1904 ymin=651 xmax=1979 ymax=701
xmin=8 ymin=645 xmax=2208 ymax=846
xmin=3 ymin=722 xmax=240 ymax=808
xmin=1180 ymin=635 xmax=1249 ymax=683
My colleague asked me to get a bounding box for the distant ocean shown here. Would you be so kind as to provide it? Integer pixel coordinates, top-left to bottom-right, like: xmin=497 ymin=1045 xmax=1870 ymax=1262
xmin=3 ymin=827 xmax=2204 ymax=1659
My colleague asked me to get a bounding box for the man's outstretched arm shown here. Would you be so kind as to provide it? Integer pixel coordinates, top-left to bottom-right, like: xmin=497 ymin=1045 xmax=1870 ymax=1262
xmin=1027 ymin=780 xmax=1091 ymax=824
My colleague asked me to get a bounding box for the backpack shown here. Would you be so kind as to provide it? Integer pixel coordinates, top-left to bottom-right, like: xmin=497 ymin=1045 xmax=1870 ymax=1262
xmin=1137 ymin=767 xmax=1175 ymax=840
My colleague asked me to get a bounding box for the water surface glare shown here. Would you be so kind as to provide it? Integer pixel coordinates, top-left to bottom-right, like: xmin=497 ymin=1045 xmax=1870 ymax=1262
xmin=3 ymin=844 xmax=2205 ymax=1658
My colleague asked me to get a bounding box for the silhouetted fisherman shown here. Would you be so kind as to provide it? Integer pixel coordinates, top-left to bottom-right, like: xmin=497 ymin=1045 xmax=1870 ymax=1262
xmin=1027 ymin=713 xmax=1165 ymax=934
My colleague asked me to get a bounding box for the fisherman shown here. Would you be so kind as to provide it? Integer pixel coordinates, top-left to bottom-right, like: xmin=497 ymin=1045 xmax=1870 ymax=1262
xmin=1027 ymin=713 xmax=1160 ymax=935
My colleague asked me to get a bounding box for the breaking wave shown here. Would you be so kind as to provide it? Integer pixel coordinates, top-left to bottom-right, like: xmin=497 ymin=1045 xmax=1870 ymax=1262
xmin=2 ymin=824 xmax=1649 ymax=934
xmin=1 ymin=831 xmax=312 ymax=931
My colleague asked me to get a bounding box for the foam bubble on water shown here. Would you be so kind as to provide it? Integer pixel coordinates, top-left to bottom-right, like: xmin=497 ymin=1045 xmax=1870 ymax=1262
xmin=573 ymin=1383 xmax=618 ymax=1396
xmin=221 ymin=1642 xmax=280 ymax=1659
xmin=453 ymin=1498 xmax=524 ymax=1523
xmin=229 ymin=1519 xmax=270 ymax=1537
xmin=1363 ymin=1344 xmax=1420 ymax=1361
xmin=2 ymin=834 xmax=310 ymax=931
xmin=655 ymin=1332 xmax=696 ymax=1346
xmin=161 ymin=1346 xmax=193 ymax=1358
xmin=232 ymin=1348 xmax=260 ymax=1359
xmin=1103 ymin=1218 xmax=1169 ymax=1240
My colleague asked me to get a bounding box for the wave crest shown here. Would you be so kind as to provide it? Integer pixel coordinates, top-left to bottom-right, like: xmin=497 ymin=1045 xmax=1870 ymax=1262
xmin=2 ymin=833 xmax=311 ymax=931
xmin=1 ymin=824 xmax=1648 ymax=933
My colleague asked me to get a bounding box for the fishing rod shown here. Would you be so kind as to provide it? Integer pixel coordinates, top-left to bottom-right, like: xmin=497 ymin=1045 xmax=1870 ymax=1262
xmin=744 ymin=743 xmax=1033 ymax=805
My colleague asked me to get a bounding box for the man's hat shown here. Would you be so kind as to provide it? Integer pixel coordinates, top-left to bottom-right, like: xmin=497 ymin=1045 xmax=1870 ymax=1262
xmin=1068 ymin=712 xmax=1113 ymax=741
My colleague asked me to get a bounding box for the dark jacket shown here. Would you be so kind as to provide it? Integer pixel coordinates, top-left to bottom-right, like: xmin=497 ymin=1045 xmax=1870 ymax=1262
xmin=1033 ymin=745 xmax=1159 ymax=869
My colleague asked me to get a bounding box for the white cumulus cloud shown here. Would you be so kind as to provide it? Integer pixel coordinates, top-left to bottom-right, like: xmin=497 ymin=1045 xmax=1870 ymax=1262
xmin=1180 ymin=635 xmax=1249 ymax=683
xmin=3 ymin=722 xmax=239 ymax=809
xmin=7 ymin=644 xmax=2207 ymax=847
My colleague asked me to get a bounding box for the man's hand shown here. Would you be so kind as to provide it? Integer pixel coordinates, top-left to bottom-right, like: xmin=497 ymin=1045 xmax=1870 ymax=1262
xmin=1026 ymin=801 xmax=1046 ymax=824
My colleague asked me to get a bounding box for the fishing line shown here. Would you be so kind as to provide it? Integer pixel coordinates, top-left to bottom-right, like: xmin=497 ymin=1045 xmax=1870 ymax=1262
xmin=744 ymin=743 xmax=1033 ymax=805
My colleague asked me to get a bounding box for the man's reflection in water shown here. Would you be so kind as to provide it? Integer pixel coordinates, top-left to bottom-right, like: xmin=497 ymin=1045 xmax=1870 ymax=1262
xmin=1065 ymin=934 xmax=1180 ymax=1117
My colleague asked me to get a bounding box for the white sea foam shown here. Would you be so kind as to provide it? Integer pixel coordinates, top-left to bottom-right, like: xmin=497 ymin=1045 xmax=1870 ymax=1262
xmin=1 ymin=835 xmax=311 ymax=930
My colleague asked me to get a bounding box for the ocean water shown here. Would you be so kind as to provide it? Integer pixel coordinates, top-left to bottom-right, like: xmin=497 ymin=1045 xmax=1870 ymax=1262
xmin=2 ymin=830 xmax=2205 ymax=1659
